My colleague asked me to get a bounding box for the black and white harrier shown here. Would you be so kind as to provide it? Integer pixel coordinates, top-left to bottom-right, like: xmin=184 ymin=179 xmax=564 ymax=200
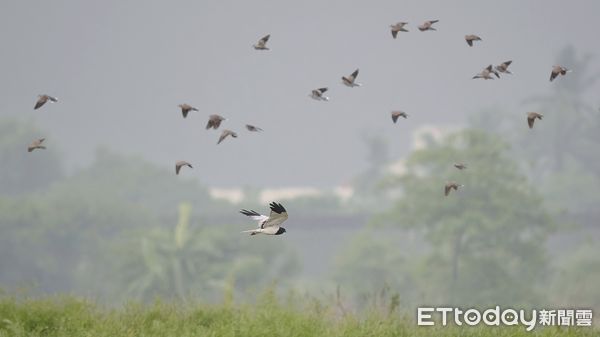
xmin=240 ymin=202 xmax=289 ymax=236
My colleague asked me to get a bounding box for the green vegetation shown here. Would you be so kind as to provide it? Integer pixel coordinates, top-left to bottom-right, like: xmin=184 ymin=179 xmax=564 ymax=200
xmin=336 ymin=130 xmax=555 ymax=308
xmin=0 ymin=295 xmax=596 ymax=337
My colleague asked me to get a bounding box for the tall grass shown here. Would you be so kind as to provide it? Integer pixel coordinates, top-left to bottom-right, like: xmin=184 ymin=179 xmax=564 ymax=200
xmin=0 ymin=292 xmax=596 ymax=337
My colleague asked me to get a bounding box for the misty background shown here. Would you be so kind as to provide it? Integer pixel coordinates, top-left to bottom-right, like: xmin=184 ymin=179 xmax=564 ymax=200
xmin=1 ymin=0 xmax=599 ymax=313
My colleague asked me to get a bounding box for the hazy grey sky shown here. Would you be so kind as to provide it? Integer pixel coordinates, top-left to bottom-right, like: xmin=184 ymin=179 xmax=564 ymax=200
xmin=1 ymin=0 xmax=598 ymax=187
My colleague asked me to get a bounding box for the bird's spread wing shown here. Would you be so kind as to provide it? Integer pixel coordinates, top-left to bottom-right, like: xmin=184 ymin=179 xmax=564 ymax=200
xmin=527 ymin=116 xmax=535 ymax=128
xmin=350 ymin=69 xmax=359 ymax=80
xmin=240 ymin=209 xmax=268 ymax=226
xmin=261 ymin=35 xmax=270 ymax=43
xmin=318 ymin=87 xmax=328 ymax=93
xmin=34 ymin=97 xmax=46 ymax=109
xmin=263 ymin=202 xmax=288 ymax=228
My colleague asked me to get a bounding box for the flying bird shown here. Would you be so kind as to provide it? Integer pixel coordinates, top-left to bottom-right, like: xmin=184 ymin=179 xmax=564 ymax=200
xmin=527 ymin=112 xmax=543 ymax=129
xmin=342 ymin=69 xmax=361 ymax=87
xmin=175 ymin=161 xmax=192 ymax=175
xmin=465 ymin=34 xmax=482 ymax=47
xmin=445 ymin=182 xmax=463 ymax=196
xmin=495 ymin=61 xmax=513 ymax=75
xmin=454 ymin=163 xmax=467 ymax=170
xmin=391 ymin=111 xmax=408 ymax=123
xmin=28 ymin=138 xmax=46 ymax=152
xmin=217 ymin=129 xmax=237 ymax=144
xmin=240 ymin=202 xmax=289 ymax=236
xmin=473 ymin=65 xmax=498 ymax=80
xmin=310 ymin=87 xmax=330 ymax=101
xmin=390 ymin=22 xmax=409 ymax=38
xmin=550 ymin=65 xmax=570 ymax=82
xmin=34 ymin=95 xmax=58 ymax=110
xmin=418 ymin=20 xmax=439 ymax=31
xmin=178 ymin=104 xmax=198 ymax=118
xmin=206 ymin=114 xmax=226 ymax=130
xmin=246 ymin=124 xmax=263 ymax=132
xmin=253 ymin=34 xmax=271 ymax=50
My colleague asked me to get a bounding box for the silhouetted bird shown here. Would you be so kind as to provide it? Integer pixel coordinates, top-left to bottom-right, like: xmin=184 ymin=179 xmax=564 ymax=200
xmin=28 ymin=138 xmax=46 ymax=152
xmin=175 ymin=161 xmax=192 ymax=175
xmin=34 ymin=94 xmax=58 ymax=110
xmin=527 ymin=112 xmax=543 ymax=129
xmin=445 ymin=182 xmax=463 ymax=196
xmin=206 ymin=114 xmax=226 ymax=130
xmin=310 ymin=87 xmax=329 ymax=101
xmin=178 ymin=104 xmax=198 ymax=118
xmin=550 ymin=65 xmax=570 ymax=82
xmin=473 ymin=65 xmax=498 ymax=80
xmin=465 ymin=34 xmax=482 ymax=46
xmin=495 ymin=61 xmax=513 ymax=75
xmin=390 ymin=22 xmax=409 ymax=38
xmin=342 ymin=69 xmax=361 ymax=87
xmin=217 ymin=129 xmax=237 ymax=144
xmin=246 ymin=124 xmax=263 ymax=132
xmin=391 ymin=111 xmax=408 ymax=123
xmin=253 ymin=34 xmax=271 ymax=50
xmin=418 ymin=20 xmax=439 ymax=31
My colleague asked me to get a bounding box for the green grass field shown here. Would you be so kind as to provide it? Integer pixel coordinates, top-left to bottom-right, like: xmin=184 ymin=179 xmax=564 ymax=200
xmin=0 ymin=294 xmax=596 ymax=337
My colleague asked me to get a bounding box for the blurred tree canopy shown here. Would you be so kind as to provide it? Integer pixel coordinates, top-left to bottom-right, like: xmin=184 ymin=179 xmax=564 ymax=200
xmin=470 ymin=46 xmax=600 ymax=226
xmin=114 ymin=202 xmax=300 ymax=302
xmin=0 ymin=120 xmax=298 ymax=302
xmin=467 ymin=46 xmax=600 ymax=311
xmin=337 ymin=129 xmax=555 ymax=307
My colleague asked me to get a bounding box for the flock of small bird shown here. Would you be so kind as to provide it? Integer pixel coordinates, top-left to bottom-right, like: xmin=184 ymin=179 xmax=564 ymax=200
xmin=26 ymin=18 xmax=573 ymax=236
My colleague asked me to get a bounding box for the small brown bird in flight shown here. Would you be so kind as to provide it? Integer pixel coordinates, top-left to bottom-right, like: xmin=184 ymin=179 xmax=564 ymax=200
xmin=342 ymin=69 xmax=361 ymax=87
xmin=473 ymin=65 xmax=498 ymax=80
xmin=527 ymin=112 xmax=543 ymax=129
xmin=218 ymin=130 xmax=238 ymax=144
xmin=34 ymin=94 xmax=58 ymax=110
xmin=465 ymin=34 xmax=482 ymax=47
xmin=391 ymin=111 xmax=408 ymax=123
xmin=495 ymin=61 xmax=513 ymax=75
xmin=175 ymin=161 xmax=192 ymax=175
xmin=253 ymin=34 xmax=271 ymax=50
xmin=28 ymin=138 xmax=46 ymax=152
xmin=445 ymin=182 xmax=463 ymax=196
xmin=390 ymin=22 xmax=409 ymax=38
xmin=454 ymin=163 xmax=467 ymax=170
xmin=178 ymin=104 xmax=198 ymax=118
xmin=418 ymin=20 xmax=439 ymax=31
xmin=550 ymin=65 xmax=570 ymax=82
xmin=246 ymin=124 xmax=263 ymax=132
xmin=310 ymin=87 xmax=329 ymax=101
xmin=206 ymin=114 xmax=226 ymax=130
